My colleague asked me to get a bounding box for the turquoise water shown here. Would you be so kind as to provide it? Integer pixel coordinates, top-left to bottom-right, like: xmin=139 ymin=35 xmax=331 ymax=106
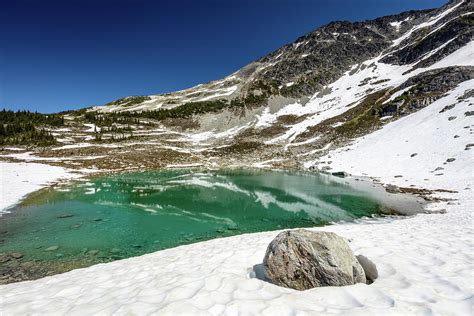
xmin=0 ymin=169 xmax=388 ymax=271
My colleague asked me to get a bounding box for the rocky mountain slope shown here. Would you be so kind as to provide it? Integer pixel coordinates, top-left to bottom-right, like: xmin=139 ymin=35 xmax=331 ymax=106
xmin=99 ymin=0 xmax=471 ymax=112
xmin=2 ymin=0 xmax=472 ymax=173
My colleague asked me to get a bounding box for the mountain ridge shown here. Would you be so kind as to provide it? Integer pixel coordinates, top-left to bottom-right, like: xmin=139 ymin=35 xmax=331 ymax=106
xmin=96 ymin=0 xmax=468 ymax=114
xmin=1 ymin=0 xmax=472 ymax=174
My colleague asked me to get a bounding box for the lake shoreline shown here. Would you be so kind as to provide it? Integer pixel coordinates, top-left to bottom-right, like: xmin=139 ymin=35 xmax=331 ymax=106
xmin=1 ymin=166 xmax=421 ymax=285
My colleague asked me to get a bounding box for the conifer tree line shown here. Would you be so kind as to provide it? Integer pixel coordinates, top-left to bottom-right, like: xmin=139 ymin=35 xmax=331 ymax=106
xmin=83 ymin=97 xmax=266 ymax=126
xmin=0 ymin=109 xmax=63 ymax=146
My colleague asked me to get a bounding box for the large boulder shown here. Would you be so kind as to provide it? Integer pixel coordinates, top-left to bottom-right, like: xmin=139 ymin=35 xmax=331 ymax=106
xmin=263 ymin=230 xmax=366 ymax=290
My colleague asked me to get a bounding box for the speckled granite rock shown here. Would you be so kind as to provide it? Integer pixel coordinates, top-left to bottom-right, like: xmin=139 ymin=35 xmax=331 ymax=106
xmin=263 ymin=230 xmax=366 ymax=290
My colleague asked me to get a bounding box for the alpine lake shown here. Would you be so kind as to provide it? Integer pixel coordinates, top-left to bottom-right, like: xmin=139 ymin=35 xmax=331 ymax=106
xmin=0 ymin=169 xmax=420 ymax=283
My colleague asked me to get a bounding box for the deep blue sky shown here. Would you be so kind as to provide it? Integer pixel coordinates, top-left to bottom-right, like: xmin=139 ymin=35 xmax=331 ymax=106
xmin=1 ymin=0 xmax=446 ymax=113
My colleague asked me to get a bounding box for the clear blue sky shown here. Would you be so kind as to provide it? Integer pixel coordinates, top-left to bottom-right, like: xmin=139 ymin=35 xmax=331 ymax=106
xmin=1 ymin=0 xmax=446 ymax=113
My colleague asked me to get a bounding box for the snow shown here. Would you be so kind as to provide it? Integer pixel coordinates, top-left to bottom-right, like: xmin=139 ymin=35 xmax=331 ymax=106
xmin=383 ymin=86 xmax=413 ymax=104
xmin=0 ymin=162 xmax=88 ymax=214
xmin=197 ymin=85 xmax=238 ymax=102
xmin=1 ymin=152 xmax=105 ymax=162
xmin=284 ymin=136 xmax=321 ymax=150
xmin=52 ymin=143 xmax=120 ymax=150
xmin=389 ymin=21 xmax=404 ymax=31
xmin=2 ymin=147 xmax=23 ymax=151
xmin=262 ymin=39 xmax=473 ymax=145
xmin=310 ymin=79 xmax=474 ymax=191
xmin=255 ymin=107 xmax=277 ymax=128
xmin=187 ymin=123 xmax=251 ymax=143
xmin=252 ymin=158 xmax=285 ymax=168
xmin=52 ymin=127 xmax=71 ymax=132
xmin=83 ymin=123 xmax=100 ymax=133
xmin=166 ymin=163 xmax=204 ymax=168
xmin=417 ymin=36 xmax=457 ymax=63
xmin=1 ymin=79 xmax=472 ymax=313
xmin=428 ymin=40 xmax=474 ymax=68
xmin=391 ymin=0 xmax=465 ymax=47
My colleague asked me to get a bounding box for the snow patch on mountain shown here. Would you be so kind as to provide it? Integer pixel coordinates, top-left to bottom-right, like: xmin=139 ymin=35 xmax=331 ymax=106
xmin=308 ymin=79 xmax=474 ymax=190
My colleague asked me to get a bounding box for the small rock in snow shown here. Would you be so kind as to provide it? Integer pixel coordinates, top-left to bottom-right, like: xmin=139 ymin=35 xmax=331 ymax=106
xmin=331 ymin=171 xmax=348 ymax=178
xmin=356 ymin=255 xmax=378 ymax=284
xmin=385 ymin=184 xmax=400 ymax=193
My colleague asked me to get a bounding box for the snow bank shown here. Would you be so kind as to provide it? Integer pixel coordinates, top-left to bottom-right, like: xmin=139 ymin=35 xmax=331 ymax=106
xmin=0 ymin=162 xmax=92 ymax=214
xmin=0 ymin=194 xmax=471 ymax=315
xmin=311 ymin=80 xmax=474 ymax=191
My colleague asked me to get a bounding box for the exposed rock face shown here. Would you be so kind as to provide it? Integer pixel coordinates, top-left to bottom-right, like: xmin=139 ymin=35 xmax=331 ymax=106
xmin=263 ymin=230 xmax=366 ymax=290
xmin=96 ymin=0 xmax=469 ymax=113
xmin=378 ymin=66 xmax=474 ymax=117
xmin=381 ymin=0 xmax=473 ymax=68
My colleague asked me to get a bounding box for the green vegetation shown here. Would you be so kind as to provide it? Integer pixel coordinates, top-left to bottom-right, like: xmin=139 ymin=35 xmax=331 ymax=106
xmin=84 ymin=112 xmax=141 ymax=126
xmin=106 ymin=96 xmax=152 ymax=107
xmin=334 ymin=90 xmax=387 ymax=138
xmin=93 ymin=125 xmax=134 ymax=143
xmin=85 ymin=94 xmax=268 ymax=127
xmin=0 ymin=109 xmax=63 ymax=146
xmin=0 ymin=109 xmax=64 ymax=126
xmin=84 ymin=100 xmax=227 ymax=127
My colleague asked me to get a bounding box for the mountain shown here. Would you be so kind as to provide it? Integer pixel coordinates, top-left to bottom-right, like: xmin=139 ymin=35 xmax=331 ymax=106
xmin=79 ymin=0 xmax=472 ymax=168
xmin=4 ymin=0 xmax=472 ymax=173
xmin=99 ymin=0 xmax=471 ymax=112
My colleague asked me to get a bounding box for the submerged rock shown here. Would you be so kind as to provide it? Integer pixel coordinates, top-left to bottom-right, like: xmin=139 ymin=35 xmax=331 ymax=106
xmin=10 ymin=253 xmax=24 ymax=260
xmin=356 ymin=255 xmax=378 ymax=284
xmin=0 ymin=254 xmax=11 ymax=263
xmin=263 ymin=230 xmax=366 ymax=290
xmin=87 ymin=250 xmax=100 ymax=256
xmin=110 ymin=248 xmax=121 ymax=254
